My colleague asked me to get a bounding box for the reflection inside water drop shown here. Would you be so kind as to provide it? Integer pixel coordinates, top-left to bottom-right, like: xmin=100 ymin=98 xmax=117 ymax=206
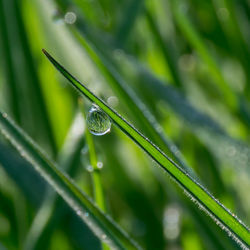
xmin=86 ymin=106 xmax=111 ymax=136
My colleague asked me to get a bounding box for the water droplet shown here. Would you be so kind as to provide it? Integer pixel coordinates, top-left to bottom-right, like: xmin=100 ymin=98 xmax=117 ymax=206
xmin=86 ymin=165 xmax=94 ymax=172
xmin=64 ymin=12 xmax=77 ymax=24
xmin=84 ymin=212 xmax=89 ymax=217
xmin=76 ymin=210 xmax=82 ymax=216
xmin=81 ymin=146 xmax=88 ymax=155
xmin=107 ymin=96 xmax=119 ymax=107
xmin=101 ymin=234 xmax=107 ymax=240
xmin=2 ymin=113 xmax=7 ymax=118
xmin=163 ymin=204 xmax=181 ymax=240
xmin=97 ymin=161 xmax=103 ymax=169
xmin=86 ymin=106 xmax=111 ymax=136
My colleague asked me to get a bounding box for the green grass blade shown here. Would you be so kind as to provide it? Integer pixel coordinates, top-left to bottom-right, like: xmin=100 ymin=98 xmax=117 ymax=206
xmin=42 ymin=49 xmax=250 ymax=248
xmin=81 ymin=104 xmax=106 ymax=212
xmin=0 ymin=0 xmax=21 ymax=123
xmin=80 ymin=102 xmax=108 ymax=250
xmin=115 ymin=0 xmax=144 ymax=47
xmin=23 ymin=114 xmax=87 ymax=250
xmin=0 ymin=112 xmax=141 ymax=250
xmin=52 ymin=0 xmax=195 ymax=179
xmin=0 ymin=142 xmax=47 ymax=206
xmin=70 ymin=26 xmax=196 ymax=178
xmin=145 ymin=8 xmax=182 ymax=88
xmin=0 ymin=0 xmax=57 ymax=156
xmin=171 ymin=0 xmax=236 ymax=109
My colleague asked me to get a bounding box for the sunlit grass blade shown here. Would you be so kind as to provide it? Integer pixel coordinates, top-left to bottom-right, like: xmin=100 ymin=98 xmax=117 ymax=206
xmin=43 ymin=49 xmax=250 ymax=248
xmin=0 ymin=112 xmax=141 ymax=250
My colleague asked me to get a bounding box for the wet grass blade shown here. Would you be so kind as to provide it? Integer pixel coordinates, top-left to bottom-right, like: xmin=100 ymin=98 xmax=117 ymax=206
xmin=0 ymin=112 xmax=141 ymax=250
xmin=42 ymin=49 xmax=250 ymax=248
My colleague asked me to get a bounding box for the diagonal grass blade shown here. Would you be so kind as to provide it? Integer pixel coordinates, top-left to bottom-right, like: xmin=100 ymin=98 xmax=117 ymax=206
xmin=0 ymin=111 xmax=141 ymax=250
xmin=42 ymin=49 xmax=250 ymax=248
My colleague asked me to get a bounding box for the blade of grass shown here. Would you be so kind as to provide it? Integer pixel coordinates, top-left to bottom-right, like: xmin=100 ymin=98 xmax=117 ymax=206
xmin=80 ymin=103 xmax=106 ymax=212
xmin=0 ymin=111 xmax=141 ymax=250
xmin=145 ymin=8 xmax=182 ymax=88
xmin=45 ymin=8 xmax=248 ymax=245
xmin=170 ymin=0 xmax=236 ymax=109
xmin=0 ymin=0 xmax=57 ymax=156
xmin=170 ymin=0 xmax=250 ymax=128
xmin=212 ymin=0 xmax=250 ymax=95
xmin=0 ymin=0 xmax=21 ymax=123
xmin=51 ymin=0 xmax=195 ymax=178
xmin=0 ymin=142 xmax=47 ymax=206
xmin=128 ymin=53 xmax=250 ymax=175
xmin=23 ymin=113 xmax=88 ymax=250
xmin=115 ymin=0 xmax=144 ymax=47
xmin=42 ymin=49 xmax=250 ymax=248
xmin=70 ymin=24 xmax=197 ymax=179
xmin=80 ymin=101 xmax=109 ymax=250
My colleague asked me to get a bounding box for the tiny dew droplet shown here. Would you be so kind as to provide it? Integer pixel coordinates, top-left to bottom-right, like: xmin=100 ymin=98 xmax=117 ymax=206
xmin=64 ymin=11 xmax=77 ymax=24
xmin=86 ymin=165 xmax=94 ymax=172
xmin=86 ymin=105 xmax=111 ymax=136
xmin=97 ymin=161 xmax=103 ymax=169
xmin=101 ymin=234 xmax=107 ymax=240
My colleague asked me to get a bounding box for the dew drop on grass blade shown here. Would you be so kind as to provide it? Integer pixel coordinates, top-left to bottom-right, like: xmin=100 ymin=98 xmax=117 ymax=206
xmin=86 ymin=105 xmax=111 ymax=136
xmin=42 ymin=49 xmax=250 ymax=249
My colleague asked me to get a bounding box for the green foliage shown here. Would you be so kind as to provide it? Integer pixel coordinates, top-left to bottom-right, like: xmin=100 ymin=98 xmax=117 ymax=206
xmin=0 ymin=0 xmax=250 ymax=249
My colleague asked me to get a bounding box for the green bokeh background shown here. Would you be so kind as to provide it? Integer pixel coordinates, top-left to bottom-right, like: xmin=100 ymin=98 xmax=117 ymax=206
xmin=0 ymin=0 xmax=249 ymax=249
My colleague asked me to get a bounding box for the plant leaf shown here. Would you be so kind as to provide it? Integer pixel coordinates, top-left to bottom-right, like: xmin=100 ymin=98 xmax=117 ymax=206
xmin=42 ymin=49 xmax=250 ymax=248
xmin=0 ymin=112 xmax=141 ymax=250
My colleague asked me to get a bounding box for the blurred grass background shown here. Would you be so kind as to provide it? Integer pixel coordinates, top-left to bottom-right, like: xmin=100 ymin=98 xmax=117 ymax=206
xmin=0 ymin=0 xmax=250 ymax=249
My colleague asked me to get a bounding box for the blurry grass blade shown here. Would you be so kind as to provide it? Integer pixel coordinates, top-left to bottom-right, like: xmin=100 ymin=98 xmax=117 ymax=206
xmin=0 ymin=112 xmax=141 ymax=250
xmin=0 ymin=142 xmax=47 ymax=206
xmin=212 ymin=0 xmax=250 ymax=95
xmin=80 ymin=102 xmax=106 ymax=212
xmin=145 ymin=8 xmax=182 ymax=88
xmin=43 ymin=49 xmax=250 ymax=248
xmin=115 ymin=0 xmax=144 ymax=46
xmin=0 ymin=0 xmax=57 ymax=156
xmin=171 ymin=0 xmax=236 ymax=109
xmin=0 ymin=0 xmax=20 ymax=123
xmin=24 ymin=113 xmax=87 ymax=250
